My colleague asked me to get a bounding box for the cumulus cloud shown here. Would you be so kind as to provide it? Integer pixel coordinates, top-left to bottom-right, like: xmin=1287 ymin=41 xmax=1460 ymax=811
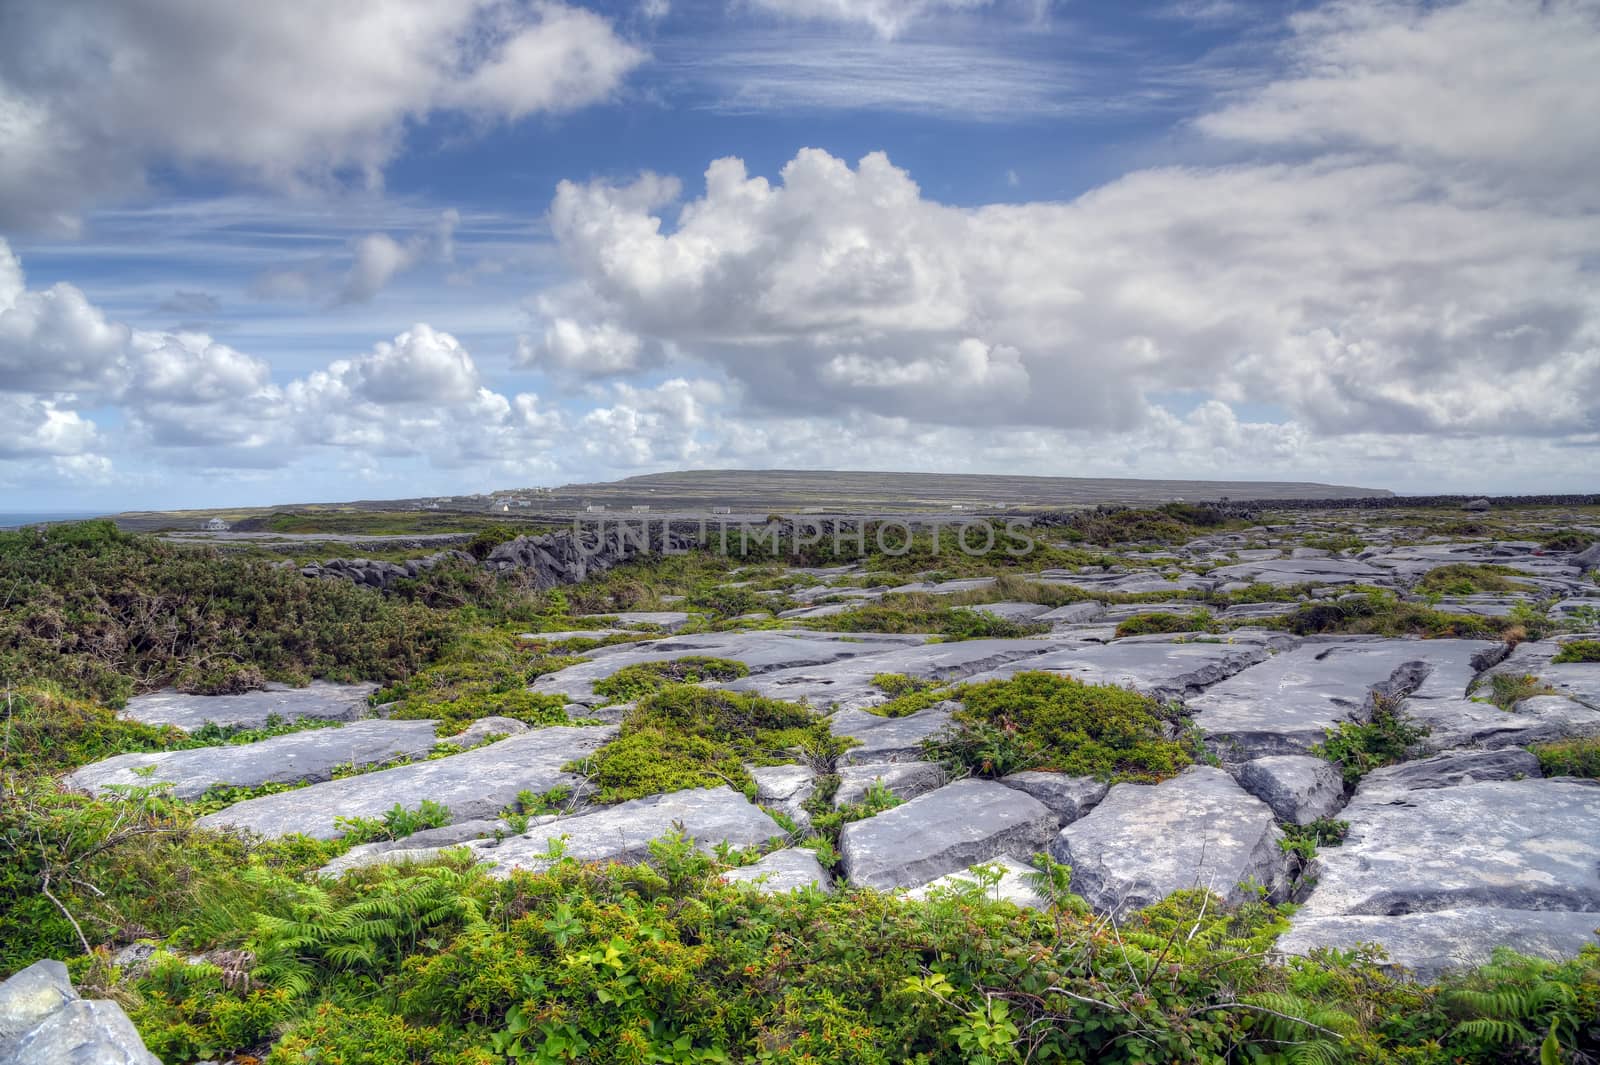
xmin=0 ymin=1 xmax=646 ymax=232
xmin=1199 ymin=0 xmax=1600 ymax=194
xmin=538 ymin=1 xmax=1600 ymax=452
xmin=0 ymin=394 xmax=104 ymax=460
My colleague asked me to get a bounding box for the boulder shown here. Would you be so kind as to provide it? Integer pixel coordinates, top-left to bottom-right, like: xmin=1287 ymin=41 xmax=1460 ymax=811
xmin=449 ymin=716 xmax=533 ymax=746
xmin=575 ymin=610 xmax=693 ymax=631
xmin=960 ymin=637 xmax=1281 ymax=700
xmin=1277 ymin=909 xmax=1600 ymax=981
xmin=0 ymin=960 xmax=76 ymax=1046
xmin=1190 ymin=639 xmax=1502 ymax=761
xmin=66 ymin=718 xmax=442 ymax=800
xmin=1462 ymin=498 xmax=1491 ymax=512
xmin=839 ymin=779 xmax=1057 ymax=891
xmin=467 ymin=786 xmax=784 ymax=873
xmin=1050 ymin=766 xmax=1288 ymax=914
xmin=1355 ymin=748 xmax=1540 ymax=799
xmin=750 ymin=764 xmax=816 ymax=830
xmin=1296 ymin=779 xmax=1600 ymax=920
xmin=0 ymin=960 xmax=160 ymax=1065
xmin=967 ymin=601 xmax=1052 ymax=622
xmin=1235 ymin=756 xmax=1346 ymax=825
xmin=830 ymin=705 xmax=954 ymax=764
xmin=196 ymin=724 xmax=615 ymax=839
xmin=533 ymin=630 xmax=926 ymax=705
xmin=1037 ymin=601 xmax=1106 ymax=625
xmin=119 ymin=680 xmax=377 ymax=732
xmin=998 ymin=771 xmax=1108 ymax=825
xmin=834 ymin=761 xmax=948 ymax=807
xmin=723 ymin=849 xmax=833 ymax=894
xmin=724 ymin=637 xmax=1064 ymax=712
xmin=1574 ymin=542 xmax=1600 ymax=572
xmin=1406 ymin=695 xmax=1600 ymax=753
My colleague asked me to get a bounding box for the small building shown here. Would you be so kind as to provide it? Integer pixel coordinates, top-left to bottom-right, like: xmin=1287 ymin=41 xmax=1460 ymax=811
xmin=630 ymin=504 xmax=651 ymax=513
xmin=585 ymin=504 xmax=607 ymax=513
xmin=710 ymin=506 xmax=732 ymax=515
xmin=203 ymin=517 xmax=230 ymax=532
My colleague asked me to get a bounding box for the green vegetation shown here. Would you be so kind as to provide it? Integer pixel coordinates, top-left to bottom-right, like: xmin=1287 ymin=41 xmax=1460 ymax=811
xmin=1056 ymin=502 xmax=1241 ymax=546
xmin=10 ymin=509 xmax=1600 ymax=1062
xmin=111 ymin=846 xmax=1600 ymax=1065
xmin=867 ymin=673 xmax=952 ymax=717
xmin=1542 ymin=530 xmax=1597 ymax=553
xmin=1114 ymin=609 xmax=1218 ymax=638
xmin=802 ymin=598 xmax=1048 ymax=639
xmin=577 ymin=685 xmax=839 ymax=803
xmin=1529 ymin=738 xmax=1600 ymax=779
xmin=930 ymin=672 xmax=1193 ymax=783
xmin=1279 ymin=818 xmax=1350 ymax=860
xmin=0 ymin=521 xmax=466 ymax=705
xmin=370 ymin=637 xmax=579 ymax=736
xmin=1482 ymin=673 xmax=1559 ymax=711
xmin=591 ymin=656 xmax=751 ymax=703
xmin=1313 ymin=697 xmax=1429 ymax=784
xmin=1553 ymin=639 xmax=1600 ymax=664
xmin=242 ymin=509 xmax=552 ymax=537
xmin=334 ymin=800 xmax=454 ymax=844
xmin=1415 ymin=563 xmax=1533 ymax=596
xmin=1283 ymin=590 xmax=1557 ymax=641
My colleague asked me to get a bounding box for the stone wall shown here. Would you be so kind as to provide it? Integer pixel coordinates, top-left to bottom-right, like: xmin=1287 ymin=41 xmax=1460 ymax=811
xmin=297 ymin=524 xmax=701 ymax=592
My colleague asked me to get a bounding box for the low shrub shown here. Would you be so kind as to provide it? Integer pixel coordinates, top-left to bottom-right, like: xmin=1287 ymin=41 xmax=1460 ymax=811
xmin=1530 ymin=738 xmax=1600 ymax=779
xmin=1415 ymin=563 xmax=1532 ymax=596
xmin=578 ymin=685 xmax=837 ymax=803
xmin=1313 ymin=697 xmax=1429 ymax=784
xmin=1114 ymin=609 xmax=1216 ymax=638
xmin=1484 ymin=672 xmax=1558 ymax=710
xmin=1553 ymin=640 xmax=1600 ymax=664
xmin=591 ymin=656 xmax=751 ymax=703
xmin=931 ymin=672 xmax=1193 ymax=783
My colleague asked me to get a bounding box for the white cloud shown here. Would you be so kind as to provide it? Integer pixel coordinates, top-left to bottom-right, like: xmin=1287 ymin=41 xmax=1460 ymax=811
xmin=541 ymin=58 xmax=1600 ymax=443
xmin=746 ymin=0 xmax=995 ymax=37
xmin=0 ymin=394 xmax=104 ymax=460
xmin=1199 ymin=0 xmax=1600 ymax=194
xmin=0 ymin=1 xmax=646 ymax=231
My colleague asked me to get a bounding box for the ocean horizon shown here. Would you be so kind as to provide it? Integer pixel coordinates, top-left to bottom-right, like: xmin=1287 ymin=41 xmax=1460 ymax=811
xmin=0 ymin=512 xmax=103 ymax=529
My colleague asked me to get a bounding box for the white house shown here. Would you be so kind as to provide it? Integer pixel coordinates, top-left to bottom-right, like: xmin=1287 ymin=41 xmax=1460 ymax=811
xmin=203 ymin=517 xmax=230 ymax=531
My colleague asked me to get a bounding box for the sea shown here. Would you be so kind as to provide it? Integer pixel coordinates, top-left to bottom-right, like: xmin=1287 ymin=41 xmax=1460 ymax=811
xmin=0 ymin=512 xmax=102 ymax=529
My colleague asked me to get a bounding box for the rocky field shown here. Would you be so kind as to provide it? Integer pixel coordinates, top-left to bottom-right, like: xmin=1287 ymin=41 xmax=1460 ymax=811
xmin=4 ymin=504 xmax=1600 ymax=1063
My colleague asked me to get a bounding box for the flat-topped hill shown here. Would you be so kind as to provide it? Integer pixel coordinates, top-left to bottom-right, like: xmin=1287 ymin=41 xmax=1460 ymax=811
xmin=549 ymin=468 xmax=1391 ymax=511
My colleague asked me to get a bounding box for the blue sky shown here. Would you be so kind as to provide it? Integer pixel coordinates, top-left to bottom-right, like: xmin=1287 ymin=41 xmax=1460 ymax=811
xmin=1 ymin=0 xmax=1597 ymax=510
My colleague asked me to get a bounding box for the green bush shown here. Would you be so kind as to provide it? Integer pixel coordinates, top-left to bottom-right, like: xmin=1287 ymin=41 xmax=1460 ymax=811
xmin=579 ymin=685 xmax=835 ymax=803
xmin=1114 ymin=609 xmax=1216 ymax=638
xmin=807 ymin=599 xmax=1048 ymax=639
xmin=1484 ymin=672 xmax=1558 ymax=710
xmin=1415 ymin=563 xmax=1532 ymax=596
xmin=0 ymin=522 xmax=461 ymax=704
xmin=1313 ymin=698 xmax=1429 ymax=784
xmin=591 ymin=656 xmax=751 ymax=703
xmin=1543 ymin=530 xmax=1597 ymax=553
xmin=1530 ymin=738 xmax=1600 ymax=779
xmin=1553 ymin=640 xmax=1600 ymax=664
xmin=931 ymin=672 xmax=1193 ymax=783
